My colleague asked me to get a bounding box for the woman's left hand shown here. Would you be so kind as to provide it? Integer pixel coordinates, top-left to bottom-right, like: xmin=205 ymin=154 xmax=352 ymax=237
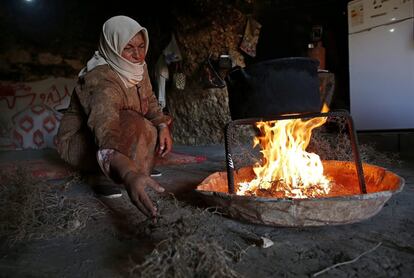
xmin=157 ymin=127 xmax=172 ymax=157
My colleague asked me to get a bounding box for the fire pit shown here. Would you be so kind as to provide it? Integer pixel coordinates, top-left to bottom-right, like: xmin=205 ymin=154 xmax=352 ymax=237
xmin=196 ymin=160 xmax=404 ymax=227
xmin=195 ymin=111 xmax=404 ymax=227
xmin=201 ymin=58 xmax=404 ymax=227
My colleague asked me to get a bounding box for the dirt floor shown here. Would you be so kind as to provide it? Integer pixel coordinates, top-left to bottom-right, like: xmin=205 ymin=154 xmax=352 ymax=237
xmin=0 ymin=145 xmax=413 ymax=278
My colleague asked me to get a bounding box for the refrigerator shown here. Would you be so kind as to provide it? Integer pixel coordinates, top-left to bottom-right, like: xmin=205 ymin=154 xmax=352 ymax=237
xmin=348 ymin=0 xmax=414 ymax=130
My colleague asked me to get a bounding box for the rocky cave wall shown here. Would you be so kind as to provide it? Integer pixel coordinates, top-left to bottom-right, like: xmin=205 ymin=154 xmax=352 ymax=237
xmin=166 ymin=2 xmax=248 ymax=145
xmin=0 ymin=49 xmax=84 ymax=82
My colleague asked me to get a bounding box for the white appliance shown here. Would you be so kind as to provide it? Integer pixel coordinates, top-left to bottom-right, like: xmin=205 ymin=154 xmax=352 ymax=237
xmin=348 ymin=0 xmax=414 ymax=130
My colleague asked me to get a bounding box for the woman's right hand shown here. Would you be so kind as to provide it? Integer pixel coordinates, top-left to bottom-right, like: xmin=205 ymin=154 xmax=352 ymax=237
xmin=124 ymin=171 xmax=165 ymax=217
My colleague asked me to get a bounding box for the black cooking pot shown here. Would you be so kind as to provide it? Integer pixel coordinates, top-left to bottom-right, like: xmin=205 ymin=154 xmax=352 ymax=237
xmin=225 ymin=57 xmax=322 ymax=120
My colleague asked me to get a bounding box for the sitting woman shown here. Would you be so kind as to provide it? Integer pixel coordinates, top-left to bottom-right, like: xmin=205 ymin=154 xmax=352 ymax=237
xmin=57 ymin=15 xmax=172 ymax=218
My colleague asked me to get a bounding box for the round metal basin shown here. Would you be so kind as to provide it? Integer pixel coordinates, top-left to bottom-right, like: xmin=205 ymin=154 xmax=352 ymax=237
xmin=196 ymin=161 xmax=404 ymax=227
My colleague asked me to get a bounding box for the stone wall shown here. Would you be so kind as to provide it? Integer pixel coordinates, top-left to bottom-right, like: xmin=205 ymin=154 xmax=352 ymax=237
xmin=167 ymin=1 xmax=250 ymax=145
xmin=0 ymin=48 xmax=85 ymax=82
xmin=167 ymin=83 xmax=232 ymax=145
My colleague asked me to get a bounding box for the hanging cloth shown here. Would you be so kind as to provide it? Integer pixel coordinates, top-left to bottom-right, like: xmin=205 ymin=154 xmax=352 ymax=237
xmin=154 ymin=34 xmax=183 ymax=108
xmin=163 ymin=34 xmax=183 ymax=65
xmin=155 ymin=55 xmax=169 ymax=108
xmin=240 ymin=16 xmax=262 ymax=57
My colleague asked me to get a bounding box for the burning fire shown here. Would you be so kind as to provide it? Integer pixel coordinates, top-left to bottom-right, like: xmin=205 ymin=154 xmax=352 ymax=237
xmin=237 ymin=104 xmax=331 ymax=198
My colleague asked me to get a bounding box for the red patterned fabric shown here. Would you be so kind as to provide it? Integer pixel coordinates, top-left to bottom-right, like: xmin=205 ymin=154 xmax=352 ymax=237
xmin=11 ymin=104 xmax=62 ymax=149
xmin=0 ymin=78 xmax=75 ymax=150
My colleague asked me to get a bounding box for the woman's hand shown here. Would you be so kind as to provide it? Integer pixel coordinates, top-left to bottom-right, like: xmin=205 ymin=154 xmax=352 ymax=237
xmin=124 ymin=171 xmax=165 ymax=217
xmin=157 ymin=126 xmax=172 ymax=157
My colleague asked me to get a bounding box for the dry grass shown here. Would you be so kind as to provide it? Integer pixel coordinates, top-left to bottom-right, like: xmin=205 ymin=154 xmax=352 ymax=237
xmin=310 ymin=115 xmax=400 ymax=166
xmin=309 ymin=129 xmax=400 ymax=167
xmin=128 ymin=195 xmax=242 ymax=278
xmin=0 ymin=168 xmax=106 ymax=245
xmin=130 ymin=235 xmax=239 ymax=278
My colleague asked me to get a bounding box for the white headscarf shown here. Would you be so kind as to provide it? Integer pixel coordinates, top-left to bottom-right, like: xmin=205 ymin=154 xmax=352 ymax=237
xmin=79 ymin=15 xmax=149 ymax=88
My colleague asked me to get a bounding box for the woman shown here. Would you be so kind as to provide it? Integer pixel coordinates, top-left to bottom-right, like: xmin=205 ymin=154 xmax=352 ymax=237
xmin=57 ymin=15 xmax=172 ymax=218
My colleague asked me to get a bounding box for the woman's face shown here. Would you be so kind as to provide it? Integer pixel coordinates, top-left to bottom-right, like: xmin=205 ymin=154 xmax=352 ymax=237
xmin=121 ymin=32 xmax=146 ymax=64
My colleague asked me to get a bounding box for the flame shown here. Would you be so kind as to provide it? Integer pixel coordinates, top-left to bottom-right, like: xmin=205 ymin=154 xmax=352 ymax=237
xmin=237 ymin=104 xmax=331 ymax=198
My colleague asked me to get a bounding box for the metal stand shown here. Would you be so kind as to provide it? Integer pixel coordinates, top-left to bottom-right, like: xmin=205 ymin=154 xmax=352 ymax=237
xmin=224 ymin=110 xmax=367 ymax=195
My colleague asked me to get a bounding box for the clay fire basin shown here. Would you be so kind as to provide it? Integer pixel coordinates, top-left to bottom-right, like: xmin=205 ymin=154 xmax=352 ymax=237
xmin=196 ymin=161 xmax=404 ymax=227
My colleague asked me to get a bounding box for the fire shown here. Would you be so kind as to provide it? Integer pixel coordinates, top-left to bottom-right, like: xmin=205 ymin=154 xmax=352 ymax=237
xmin=237 ymin=104 xmax=331 ymax=198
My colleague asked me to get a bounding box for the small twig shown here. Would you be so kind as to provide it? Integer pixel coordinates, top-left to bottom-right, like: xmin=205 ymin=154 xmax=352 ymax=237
xmin=203 ymin=206 xmax=225 ymax=216
xmin=168 ymin=192 xmax=179 ymax=208
xmin=312 ymin=242 xmax=382 ymax=277
xmin=231 ymin=240 xmax=255 ymax=262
